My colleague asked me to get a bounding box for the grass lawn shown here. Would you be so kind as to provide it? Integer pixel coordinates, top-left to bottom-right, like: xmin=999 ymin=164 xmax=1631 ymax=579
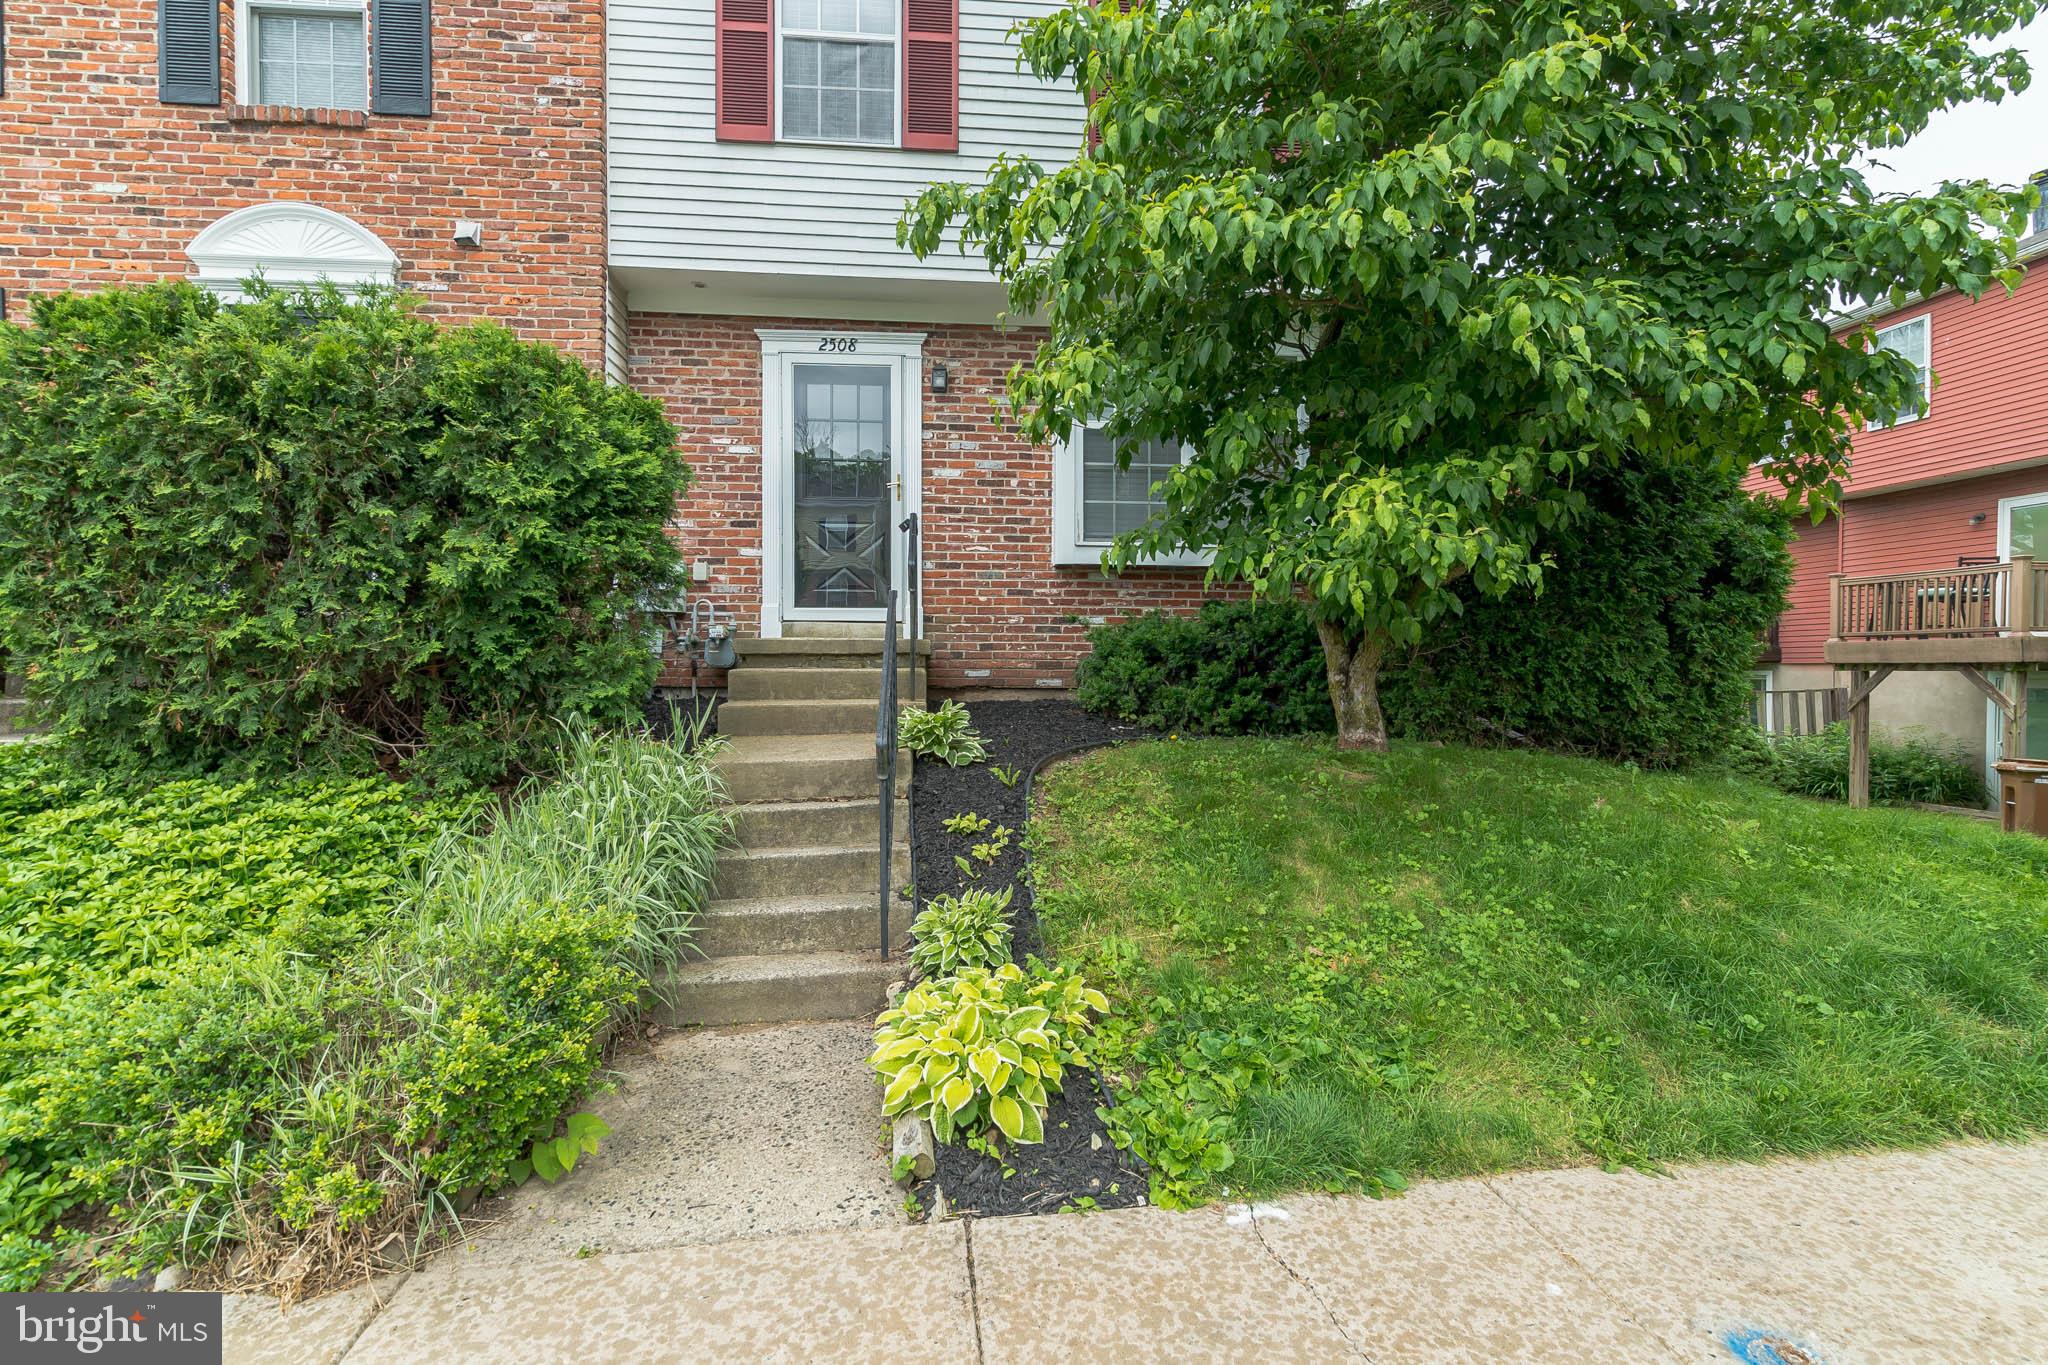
xmin=1031 ymin=739 xmax=2048 ymax=1203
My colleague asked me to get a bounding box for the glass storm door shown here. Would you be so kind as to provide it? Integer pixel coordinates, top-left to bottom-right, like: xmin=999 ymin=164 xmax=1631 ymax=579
xmin=788 ymin=362 xmax=894 ymax=616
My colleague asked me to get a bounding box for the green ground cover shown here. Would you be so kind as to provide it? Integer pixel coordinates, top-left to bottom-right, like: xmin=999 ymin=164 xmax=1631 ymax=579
xmin=1032 ymin=739 xmax=2048 ymax=1205
xmin=0 ymin=730 xmax=726 ymax=1292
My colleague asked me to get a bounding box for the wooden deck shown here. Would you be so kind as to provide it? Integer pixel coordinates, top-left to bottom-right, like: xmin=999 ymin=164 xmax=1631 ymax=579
xmin=1824 ymin=557 xmax=2048 ymax=667
xmin=1816 ymin=557 xmax=2039 ymax=808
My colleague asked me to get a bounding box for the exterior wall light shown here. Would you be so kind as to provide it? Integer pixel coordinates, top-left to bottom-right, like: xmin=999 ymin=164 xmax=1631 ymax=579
xmin=930 ymin=363 xmax=949 ymax=394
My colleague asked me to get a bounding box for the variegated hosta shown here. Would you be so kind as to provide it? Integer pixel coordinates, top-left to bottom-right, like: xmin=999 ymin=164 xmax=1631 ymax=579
xmin=869 ymin=962 xmax=1110 ymax=1146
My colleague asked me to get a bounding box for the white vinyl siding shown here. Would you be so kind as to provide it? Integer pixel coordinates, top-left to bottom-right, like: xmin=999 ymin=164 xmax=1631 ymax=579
xmin=608 ymin=0 xmax=1084 ymax=282
xmin=1868 ymin=314 xmax=1930 ymax=429
xmin=250 ymin=6 xmax=368 ymax=110
xmin=604 ymin=276 xmax=630 ymax=383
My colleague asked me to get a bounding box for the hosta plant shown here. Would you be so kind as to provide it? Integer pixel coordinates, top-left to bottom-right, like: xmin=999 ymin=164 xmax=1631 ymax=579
xmin=870 ymin=962 xmax=1109 ymax=1146
xmin=909 ymin=885 xmax=1015 ymax=979
xmin=897 ymin=701 xmax=990 ymax=767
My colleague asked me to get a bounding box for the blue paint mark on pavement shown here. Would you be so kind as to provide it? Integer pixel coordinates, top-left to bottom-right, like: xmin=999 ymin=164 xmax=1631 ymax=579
xmin=1724 ymin=1327 xmax=1823 ymax=1364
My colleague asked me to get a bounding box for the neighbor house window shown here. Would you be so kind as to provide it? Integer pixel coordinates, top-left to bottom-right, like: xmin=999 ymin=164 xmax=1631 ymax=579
xmin=246 ymin=1 xmax=368 ymax=110
xmin=1868 ymin=314 xmax=1930 ymax=429
xmin=1049 ymin=422 xmax=1211 ymax=568
xmin=780 ymin=0 xmax=897 ymax=145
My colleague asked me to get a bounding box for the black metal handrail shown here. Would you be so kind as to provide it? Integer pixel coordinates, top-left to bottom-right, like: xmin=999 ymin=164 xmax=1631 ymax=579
xmin=875 ymin=590 xmax=900 ymax=959
xmin=899 ymin=511 xmax=921 ymax=703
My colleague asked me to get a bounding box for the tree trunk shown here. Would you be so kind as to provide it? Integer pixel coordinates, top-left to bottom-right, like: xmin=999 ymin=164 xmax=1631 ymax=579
xmin=1315 ymin=620 xmax=1389 ymax=753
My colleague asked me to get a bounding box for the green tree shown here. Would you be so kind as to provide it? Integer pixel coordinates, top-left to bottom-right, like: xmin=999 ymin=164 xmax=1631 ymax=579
xmin=904 ymin=0 xmax=2040 ymax=748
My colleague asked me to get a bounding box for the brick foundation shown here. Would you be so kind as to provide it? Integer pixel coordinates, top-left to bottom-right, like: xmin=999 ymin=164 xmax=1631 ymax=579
xmin=633 ymin=311 xmax=1234 ymax=691
xmin=0 ymin=1 xmax=607 ymax=360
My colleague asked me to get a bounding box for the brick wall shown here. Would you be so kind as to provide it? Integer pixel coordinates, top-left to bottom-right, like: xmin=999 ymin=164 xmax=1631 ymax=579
xmin=0 ymin=0 xmax=607 ymax=359
xmin=633 ymin=311 xmax=1233 ymax=691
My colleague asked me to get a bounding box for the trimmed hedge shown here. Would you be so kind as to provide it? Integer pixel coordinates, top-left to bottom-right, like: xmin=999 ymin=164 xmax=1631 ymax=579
xmin=0 ymin=282 xmax=689 ymax=788
xmin=1381 ymin=460 xmax=1792 ymax=767
xmin=1075 ymin=599 xmax=1334 ymax=736
xmin=1075 ymin=461 xmax=1792 ymax=767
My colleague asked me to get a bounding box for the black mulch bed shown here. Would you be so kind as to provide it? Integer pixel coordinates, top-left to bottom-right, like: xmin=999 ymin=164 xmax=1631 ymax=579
xmin=642 ymin=687 xmax=721 ymax=743
xmin=910 ymin=698 xmax=1153 ymax=1219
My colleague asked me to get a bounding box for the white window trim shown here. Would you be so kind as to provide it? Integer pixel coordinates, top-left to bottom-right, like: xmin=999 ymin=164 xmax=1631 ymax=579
xmin=756 ymin=328 xmax=925 ymax=637
xmin=1050 ymin=421 xmax=1213 ymax=569
xmin=1996 ymin=489 xmax=2048 ymax=561
xmin=185 ymin=201 xmax=398 ymax=298
xmin=235 ymin=0 xmax=371 ymax=110
xmin=1866 ymin=312 xmax=1932 ymax=430
xmin=774 ymin=0 xmax=902 ymax=149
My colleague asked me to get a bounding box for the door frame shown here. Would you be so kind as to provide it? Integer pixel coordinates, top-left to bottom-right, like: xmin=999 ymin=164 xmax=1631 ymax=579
xmin=756 ymin=328 xmax=926 ymax=638
xmin=1986 ymin=488 xmax=2048 ymax=777
xmin=1996 ymin=488 xmax=2048 ymax=561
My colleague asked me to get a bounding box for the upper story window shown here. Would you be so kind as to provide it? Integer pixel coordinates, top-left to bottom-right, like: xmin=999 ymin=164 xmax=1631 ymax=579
xmin=780 ymin=0 xmax=897 ymax=145
xmin=715 ymin=0 xmax=956 ymax=151
xmin=244 ymin=1 xmax=369 ymax=110
xmin=1868 ymin=314 xmax=1930 ymax=430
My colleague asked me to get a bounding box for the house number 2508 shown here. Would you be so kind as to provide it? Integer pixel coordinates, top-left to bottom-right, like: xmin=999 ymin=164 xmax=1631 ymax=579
xmin=817 ymin=337 xmax=858 ymax=353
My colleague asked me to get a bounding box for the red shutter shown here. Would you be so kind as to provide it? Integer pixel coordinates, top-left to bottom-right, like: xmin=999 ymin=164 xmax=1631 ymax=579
xmin=902 ymin=0 xmax=958 ymax=152
xmin=716 ymin=0 xmax=774 ymax=142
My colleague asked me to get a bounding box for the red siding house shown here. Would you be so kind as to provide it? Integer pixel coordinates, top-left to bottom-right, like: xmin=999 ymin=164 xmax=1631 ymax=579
xmin=1752 ymin=199 xmax=2048 ymax=783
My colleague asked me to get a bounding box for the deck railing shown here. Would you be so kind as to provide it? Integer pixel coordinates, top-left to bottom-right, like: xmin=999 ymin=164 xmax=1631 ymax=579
xmin=1751 ymin=687 xmax=1847 ymax=736
xmin=1829 ymin=556 xmax=2040 ymax=641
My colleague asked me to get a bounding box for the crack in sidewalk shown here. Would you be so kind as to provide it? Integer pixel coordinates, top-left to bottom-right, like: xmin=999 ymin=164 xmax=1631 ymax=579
xmin=963 ymin=1218 xmax=988 ymax=1365
xmin=1245 ymin=1205 xmax=1374 ymax=1362
xmin=331 ymin=1271 xmax=406 ymax=1362
xmin=1473 ymin=1175 xmax=1687 ymax=1364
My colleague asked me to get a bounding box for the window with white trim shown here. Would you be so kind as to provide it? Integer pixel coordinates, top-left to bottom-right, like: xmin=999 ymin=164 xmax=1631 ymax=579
xmin=1080 ymin=427 xmax=1180 ymax=541
xmin=1867 ymin=314 xmax=1930 ymax=429
xmin=1049 ymin=422 xmax=1211 ymax=568
xmin=779 ymin=0 xmax=897 ymax=145
xmin=243 ymin=0 xmax=368 ymax=110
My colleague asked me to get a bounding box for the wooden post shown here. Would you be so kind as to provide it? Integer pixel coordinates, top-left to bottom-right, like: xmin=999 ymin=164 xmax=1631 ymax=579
xmin=1828 ymin=573 xmax=1845 ymax=641
xmin=2012 ymin=667 xmax=2032 ymax=761
xmin=1847 ymin=667 xmax=1871 ymax=809
xmin=2012 ymin=556 xmax=2036 ymax=636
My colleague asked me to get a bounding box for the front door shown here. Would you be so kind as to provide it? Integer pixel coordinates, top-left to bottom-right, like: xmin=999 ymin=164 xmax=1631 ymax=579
xmin=760 ymin=330 xmax=924 ymax=632
xmin=789 ymin=361 xmax=895 ymax=616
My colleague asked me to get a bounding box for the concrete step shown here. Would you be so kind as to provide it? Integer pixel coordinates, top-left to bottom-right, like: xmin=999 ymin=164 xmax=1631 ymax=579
xmin=726 ymin=666 xmax=923 ymax=703
xmin=652 ymin=951 xmax=899 ymax=1026
xmin=732 ymin=797 xmax=909 ymax=850
xmin=694 ymin=894 xmax=881 ymax=957
xmin=718 ymin=697 xmax=910 ymax=738
xmin=736 ymin=636 xmax=932 ymax=671
xmin=715 ymin=733 xmax=911 ymax=803
xmin=784 ymin=621 xmax=887 ymax=639
xmin=712 ymin=842 xmax=910 ymax=901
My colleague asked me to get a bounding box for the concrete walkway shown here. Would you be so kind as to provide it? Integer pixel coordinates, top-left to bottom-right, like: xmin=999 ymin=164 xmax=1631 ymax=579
xmin=223 ymin=1139 xmax=2048 ymax=1362
xmin=453 ymin=1020 xmax=899 ymax=1264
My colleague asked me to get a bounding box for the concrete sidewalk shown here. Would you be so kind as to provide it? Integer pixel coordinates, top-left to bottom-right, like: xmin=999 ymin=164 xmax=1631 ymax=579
xmin=223 ymin=1140 xmax=2048 ymax=1362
